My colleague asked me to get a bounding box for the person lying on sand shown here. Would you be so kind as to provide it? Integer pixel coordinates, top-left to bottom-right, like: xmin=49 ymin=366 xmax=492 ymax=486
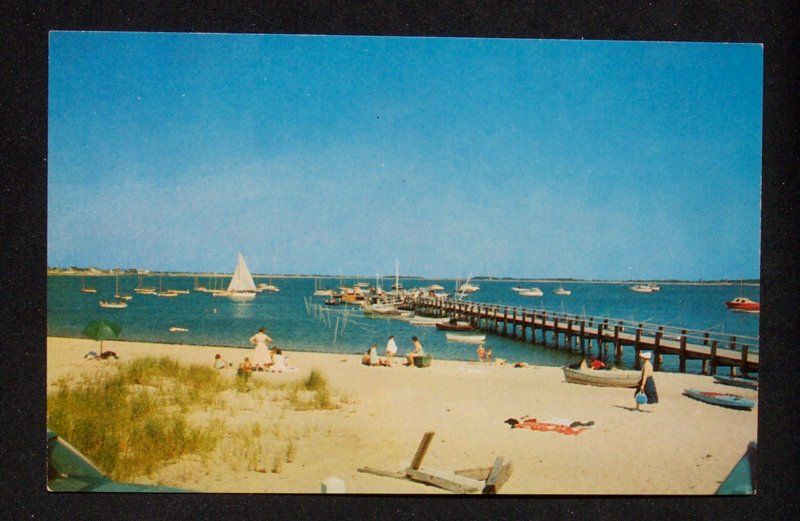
xmin=514 ymin=361 xmax=529 ymax=368
xmin=504 ymin=417 xmax=594 ymax=435
xmin=84 ymin=350 xmax=118 ymax=360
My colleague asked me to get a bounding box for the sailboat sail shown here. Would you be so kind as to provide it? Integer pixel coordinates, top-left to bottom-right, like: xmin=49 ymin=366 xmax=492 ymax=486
xmin=228 ymin=253 xmax=257 ymax=292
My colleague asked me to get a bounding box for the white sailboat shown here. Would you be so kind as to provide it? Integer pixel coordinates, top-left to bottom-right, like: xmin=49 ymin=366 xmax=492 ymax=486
xmin=458 ymin=274 xmax=479 ymax=294
xmin=216 ymin=253 xmax=258 ymax=301
xmin=134 ymin=273 xmax=156 ymax=294
xmin=313 ymin=277 xmax=334 ymax=297
xmin=156 ymin=275 xmax=178 ymax=297
xmin=114 ymin=273 xmax=133 ymax=300
xmin=80 ymin=275 xmax=97 ymax=294
xmin=258 ymin=274 xmax=280 ymax=292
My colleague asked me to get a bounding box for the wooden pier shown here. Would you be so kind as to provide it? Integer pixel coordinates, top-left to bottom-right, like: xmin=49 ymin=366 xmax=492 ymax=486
xmin=407 ymin=297 xmax=759 ymax=374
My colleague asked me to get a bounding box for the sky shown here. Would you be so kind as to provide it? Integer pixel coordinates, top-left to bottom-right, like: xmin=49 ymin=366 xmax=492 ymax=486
xmin=48 ymin=33 xmax=763 ymax=280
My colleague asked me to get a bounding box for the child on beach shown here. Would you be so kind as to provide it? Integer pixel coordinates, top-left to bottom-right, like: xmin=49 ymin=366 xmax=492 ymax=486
xmin=486 ymin=348 xmax=493 ymax=363
xmin=213 ymin=353 xmax=228 ymax=369
xmin=242 ymin=357 xmax=253 ymax=373
xmin=476 ymin=344 xmax=486 ymax=362
xmin=368 ymin=344 xmax=378 ymax=366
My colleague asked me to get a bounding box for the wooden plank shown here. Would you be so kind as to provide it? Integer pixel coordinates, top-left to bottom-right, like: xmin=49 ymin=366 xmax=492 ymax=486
xmin=357 ymin=467 xmax=407 ymax=480
xmin=483 ymin=459 xmax=513 ymax=494
xmin=409 ymin=431 xmax=435 ymax=470
xmin=405 ymin=467 xmax=483 ymax=494
xmin=454 ymin=466 xmax=493 ymax=481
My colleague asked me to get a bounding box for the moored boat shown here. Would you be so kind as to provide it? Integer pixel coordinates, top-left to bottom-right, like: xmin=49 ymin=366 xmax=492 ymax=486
xmin=408 ymin=316 xmax=450 ymax=326
xmin=713 ymin=375 xmax=758 ymax=390
xmin=99 ymin=299 xmax=128 ymax=309
xmin=80 ymin=275 xmax=97 ymax=294
xmin=223 ymin=253 xmax=258 ymax=301
xmin=445 ymin=333 xmax=486 ymax=344
xmin=435 ymin=319 xmax=477 ymax=332
xmin=683 ymin=389 xmax=755 ymax=410
xmin=518 ymin=288 xmax=544 ymax=297
xmin=553 ymin=287 xmax=571 ymax=295
xmin=562 ymin=366 xmax=641 ymax=388
xmin=169 ymin=326 xmax=188 ymax=332
xmin=725 ymin=297 xmax=760 ymax=313
xmin=428 ymin=284 xmax=444 ymax=291
xmin=631 ymin=284 xmax=656 ymax=293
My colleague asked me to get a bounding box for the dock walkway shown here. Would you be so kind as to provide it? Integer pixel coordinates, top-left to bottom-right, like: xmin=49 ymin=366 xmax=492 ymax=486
xmin=407 ymin=297 xmax=759 ymax=374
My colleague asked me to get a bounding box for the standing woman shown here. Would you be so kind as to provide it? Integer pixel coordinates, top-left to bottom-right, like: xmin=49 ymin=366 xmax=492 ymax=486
xmin=250 ymin=327 xmax=273 ymax=369
xmin=636 ymin=351 xmax=658 ymax=411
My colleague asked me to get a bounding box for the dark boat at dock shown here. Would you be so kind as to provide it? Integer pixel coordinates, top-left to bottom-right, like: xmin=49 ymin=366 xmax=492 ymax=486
xmin=435 ymin=319 xmax=477 ymax=332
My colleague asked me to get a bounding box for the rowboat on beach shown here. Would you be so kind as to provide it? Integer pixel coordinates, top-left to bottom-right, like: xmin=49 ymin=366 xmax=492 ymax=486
xmin=683 ymin=389 xmax=755 ymax=410
xmin=713 ymin=375 xmax=758 ymax=390
xmin=445 ymin=333 xmax=486 ymax=344
xmin=562 ymin=366 xmax=641 ymax=388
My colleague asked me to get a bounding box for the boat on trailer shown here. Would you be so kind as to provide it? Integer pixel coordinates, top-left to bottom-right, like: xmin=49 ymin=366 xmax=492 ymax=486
xmin=562 ymin=366 xmax=641 ymax=388
xmin=683 ymin=389 xmax=755 ymax=410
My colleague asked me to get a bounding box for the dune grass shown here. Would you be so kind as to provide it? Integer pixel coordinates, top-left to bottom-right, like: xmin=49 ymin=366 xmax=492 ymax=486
xmin=48 ymin=357 xmax=225 ymax=481
xmin=47 ymin=357 xmax=340 ymax=483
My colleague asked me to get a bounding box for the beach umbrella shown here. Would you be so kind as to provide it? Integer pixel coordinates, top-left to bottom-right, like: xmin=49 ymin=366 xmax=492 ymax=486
xmin=82 ymin=320 xmax=121 ymax=355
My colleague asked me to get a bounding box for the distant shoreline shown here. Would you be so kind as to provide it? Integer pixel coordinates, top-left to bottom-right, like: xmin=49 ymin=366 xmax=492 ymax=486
xmin=46 ymin=270 xmax=760 ymax=286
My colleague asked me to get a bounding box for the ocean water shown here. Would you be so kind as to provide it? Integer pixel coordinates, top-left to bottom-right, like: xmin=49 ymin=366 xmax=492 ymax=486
xmin=47 ymin=276 xmax=760 ymax=373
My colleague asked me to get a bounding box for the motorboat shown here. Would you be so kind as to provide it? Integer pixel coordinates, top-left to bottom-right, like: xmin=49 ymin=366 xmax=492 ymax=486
xmin=169 ymin=326 xmax=188 ymax=332
xmin=518 ymin=288 xmax=544 ymax=297
xmin=458 ymin=283 xmax=480 ymax=293
xmin=553 ymin=287 xmax=571 ymax=296
xmin=725 ymin=297 xmax=760 ymax=313
xmin=630 ymin=284 xmax=657 ymax=293
xmin=99 ymin=300 xmax=127 ymax=309
xmin=435 ymin=319 xmax=477 ymax=332
xmin=428 ymin=284 xmax=445 ymax=291
xmin=562 ymin=366 xmax=641 ymax=388
xmin=511 ymin=286 xmax=525 ymax=292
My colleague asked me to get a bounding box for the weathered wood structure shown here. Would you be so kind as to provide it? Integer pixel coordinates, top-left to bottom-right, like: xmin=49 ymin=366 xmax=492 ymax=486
xmin=407 ymin=297 xmax=759 ymax=374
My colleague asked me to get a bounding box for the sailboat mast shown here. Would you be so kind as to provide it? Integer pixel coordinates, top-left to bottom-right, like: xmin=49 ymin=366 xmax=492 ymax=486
xmin=395 ymin=260 xmax=399 ymax=291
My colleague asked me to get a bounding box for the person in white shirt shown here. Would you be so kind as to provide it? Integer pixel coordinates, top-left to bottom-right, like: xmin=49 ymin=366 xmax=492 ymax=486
xmin=385 ymin=335 xmax=398 ymax=365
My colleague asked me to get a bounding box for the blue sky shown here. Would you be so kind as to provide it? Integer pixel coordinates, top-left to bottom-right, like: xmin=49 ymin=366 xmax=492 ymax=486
xmin=48 ymin=33 xmax=762 ymax=279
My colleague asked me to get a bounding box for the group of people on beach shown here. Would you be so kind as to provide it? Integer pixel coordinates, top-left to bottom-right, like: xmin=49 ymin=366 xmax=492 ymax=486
xmin=212 ymin=327 xmax=292 ymax=373
xmin=362 ymin=335 xmax=426 ymax=367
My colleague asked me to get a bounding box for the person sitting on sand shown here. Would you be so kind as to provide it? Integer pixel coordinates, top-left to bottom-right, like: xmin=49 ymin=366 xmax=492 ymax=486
xmin=362 ymin=348 xmax=371 ymax=366
xmin=242 ymin=357 xmax=253 ymax=373
xmin=385 ymin=335 xmax=398 ymax=365
xmin=589 ymin=356 xmax=606 ymax=370
xmin=213 ymin=353 xmax=228 ymax=369
xmin=406 ymin=336 xmax=425 ymax=366
xmin=269 ymin=348 xmax=288 ymax=372
xmin=514 ymin=361 xmax=530 ymax=368
xmin=368 ymin=344 xmax=379 ymax=366
xmin=476 ymin=344 xmax=486 ymax=362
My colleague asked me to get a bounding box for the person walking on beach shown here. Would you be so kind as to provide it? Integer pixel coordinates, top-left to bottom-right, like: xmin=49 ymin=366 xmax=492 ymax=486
xmin=635 ymin=351 xmax=658 ymax=411
xmin=406 ymin=336 xmax=425 ymax=367
xmin=250 ymin=327 xmax=273 ymax=368
xmin=386 ymin=335 xmax=398 ymax=365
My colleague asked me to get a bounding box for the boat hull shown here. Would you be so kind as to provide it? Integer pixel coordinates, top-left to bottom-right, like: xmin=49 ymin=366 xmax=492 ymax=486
xmin=713 ymin=375 xmax=758 ymax=390
xmin=725 ymin=302 xmax=760 ymax=312
xmin=226 ymin=292 xmax=257 ymax=302
xmin=562 ymin=366 xmax=641 ymax=388
xmin=446 ymin=333 xmax=486 ymax=344
xmin=435 ymin=322 xmax=478 ymax=332
xmin=683 ymin=389 xmax=755 ymax=410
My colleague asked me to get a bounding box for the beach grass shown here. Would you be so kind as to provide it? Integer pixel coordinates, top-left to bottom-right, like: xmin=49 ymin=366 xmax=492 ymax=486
xmin=47 ymin=356 xmax=341 ymax=483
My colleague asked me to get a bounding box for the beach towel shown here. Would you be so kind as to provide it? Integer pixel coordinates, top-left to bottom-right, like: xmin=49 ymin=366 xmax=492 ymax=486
xmin=505 ymin=418 xmax=589 ymax=435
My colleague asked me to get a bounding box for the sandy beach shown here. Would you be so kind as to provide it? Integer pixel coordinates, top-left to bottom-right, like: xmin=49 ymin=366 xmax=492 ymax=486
xmin=47 ymin=336 xmax=757 ymax=494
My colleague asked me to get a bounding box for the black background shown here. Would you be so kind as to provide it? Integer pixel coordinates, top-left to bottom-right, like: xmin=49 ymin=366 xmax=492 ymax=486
xmin=2 ymin=1 xmax=798 ymax=519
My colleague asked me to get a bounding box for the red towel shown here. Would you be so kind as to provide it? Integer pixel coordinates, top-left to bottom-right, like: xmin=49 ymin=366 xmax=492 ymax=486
xmin=512 ymin=419 xmax=587 ymax=435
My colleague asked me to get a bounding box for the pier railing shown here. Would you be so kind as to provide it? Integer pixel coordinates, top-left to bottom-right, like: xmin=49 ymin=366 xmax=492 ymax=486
xmin=407 ymin=296 xmax=759 ymax=374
